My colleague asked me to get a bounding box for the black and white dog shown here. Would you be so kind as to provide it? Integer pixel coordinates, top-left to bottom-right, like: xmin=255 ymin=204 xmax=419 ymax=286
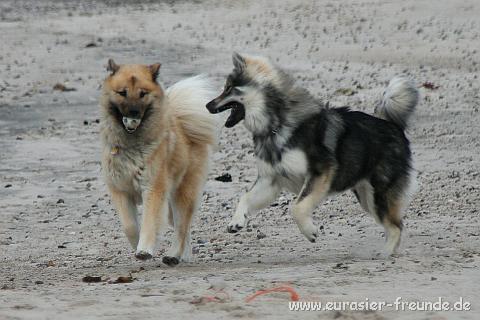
xmin=207 ymin=53 xmax=419 ymax=254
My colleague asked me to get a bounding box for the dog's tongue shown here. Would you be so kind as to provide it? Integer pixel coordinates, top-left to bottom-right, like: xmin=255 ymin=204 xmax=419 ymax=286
xmin=225 ymin=105 xmax=245 ymax=128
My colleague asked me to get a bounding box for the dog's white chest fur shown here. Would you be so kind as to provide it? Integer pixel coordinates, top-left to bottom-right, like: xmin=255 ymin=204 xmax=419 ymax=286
xmin=103 ymin=145 xmax=148 ymax=199
xmin=257 ymin=148 xmax=308 ymax=193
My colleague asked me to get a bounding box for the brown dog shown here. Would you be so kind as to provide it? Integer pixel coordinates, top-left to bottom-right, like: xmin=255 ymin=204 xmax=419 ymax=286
xmin=100 ymin=59 xmax=218 ymax=265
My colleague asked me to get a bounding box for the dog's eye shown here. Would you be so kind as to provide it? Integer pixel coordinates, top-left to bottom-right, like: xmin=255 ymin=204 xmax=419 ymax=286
xmin=139 ymin=91 xmax=148 ymax=98
xmin=116 ymin=90 xmax=127 ymax=97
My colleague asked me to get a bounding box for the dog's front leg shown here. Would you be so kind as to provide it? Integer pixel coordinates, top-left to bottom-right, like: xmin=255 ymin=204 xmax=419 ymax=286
xmin=109 ymin=187 xmax=139 ymax=249
xmin=228 ymin=176 xmax=280 ymax=233
xmin=135 ymin=178 xmax=169 ymax=260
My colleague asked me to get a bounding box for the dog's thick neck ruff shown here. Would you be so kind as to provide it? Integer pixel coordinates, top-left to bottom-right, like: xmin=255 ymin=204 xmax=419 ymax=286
xmin=248 ymin=85 xmax=325 ymax=165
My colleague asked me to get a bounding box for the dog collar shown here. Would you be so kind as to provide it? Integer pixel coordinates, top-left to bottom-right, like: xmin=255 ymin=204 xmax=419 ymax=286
xmin=111 ymin=145 xmax=120 ymax=155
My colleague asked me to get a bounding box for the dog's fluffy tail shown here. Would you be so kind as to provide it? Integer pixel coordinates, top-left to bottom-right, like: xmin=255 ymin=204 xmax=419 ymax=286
xmin=374 ymin=76 xmax=419 ymax=130
xmin=167 ymin=75 xmax=220 ymax=146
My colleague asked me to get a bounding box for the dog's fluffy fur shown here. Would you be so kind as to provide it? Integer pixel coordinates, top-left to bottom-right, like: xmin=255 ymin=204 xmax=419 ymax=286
xmin=207 ymin=53 xmax=419 ymax=255
xmin=100 ymin=60 xmax=218 ymax=265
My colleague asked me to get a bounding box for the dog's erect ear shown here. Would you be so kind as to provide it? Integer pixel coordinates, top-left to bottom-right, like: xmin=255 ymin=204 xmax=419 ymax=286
xmin=107 ymin=59 xmax=120 ymax=75
xmin=232 ymin=52 xmax=246 ymax=71
xmin=149 ymin=63 xmax=161 ymax=82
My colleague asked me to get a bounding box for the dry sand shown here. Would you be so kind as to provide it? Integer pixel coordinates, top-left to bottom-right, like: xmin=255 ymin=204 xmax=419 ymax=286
xmin=0 ymin=1 xmax=479 ymax=319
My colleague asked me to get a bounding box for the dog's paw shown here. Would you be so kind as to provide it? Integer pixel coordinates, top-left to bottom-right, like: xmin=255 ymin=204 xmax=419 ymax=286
xmin=135 ymin=250 xmax=153 ymax=260
xmin=162 ymin=256 xmax=179 ymax=266
xmin=227 ymin=224 xmax=243 ymax=233
xmin=227 ymin=214 xmax=246 ymax=233
xmin=306 ymin=232 xmax=318 ymax=243
xmin=299 ymin=221 xmax=318 ymax=243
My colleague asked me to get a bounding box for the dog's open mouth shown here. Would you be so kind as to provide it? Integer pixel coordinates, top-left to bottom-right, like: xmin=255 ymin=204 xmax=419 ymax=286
xmin=209 ymin=101 xmax=245 ymax=128
xmin=122 ymin=117 xmax=142 ymax=134
xmin=225 ymin=104 xmax=245 ymax=128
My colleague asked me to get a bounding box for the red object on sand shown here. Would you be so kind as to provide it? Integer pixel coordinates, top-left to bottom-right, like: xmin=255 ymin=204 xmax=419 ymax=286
xmin=245 ymin=285 xmax=300 ymax=303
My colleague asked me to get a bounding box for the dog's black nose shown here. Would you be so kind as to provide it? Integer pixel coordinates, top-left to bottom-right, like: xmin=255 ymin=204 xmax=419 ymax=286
xmin=206 ymin=100 xmax=218 ymax=114
xmin=128 ymin=109 xmax=140 ymax=118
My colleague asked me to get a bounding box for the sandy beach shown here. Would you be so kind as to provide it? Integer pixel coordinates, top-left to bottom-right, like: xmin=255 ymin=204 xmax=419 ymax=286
xmin=0 ymin=1 xmax=479 ymax=319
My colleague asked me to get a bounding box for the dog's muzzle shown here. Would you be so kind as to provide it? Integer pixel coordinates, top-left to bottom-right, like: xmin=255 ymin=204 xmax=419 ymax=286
xmin=206 ymin=99 xmax=222 ymax=114
xmin=122 ymin=117 xmax=141 ymax=133
xmin=206 ymin=99 xmax=245 ymax=128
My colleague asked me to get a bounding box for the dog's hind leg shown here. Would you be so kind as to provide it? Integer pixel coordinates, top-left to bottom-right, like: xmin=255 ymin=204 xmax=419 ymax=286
xmin=292 ymin=171 xmax=333 ymax=243
xmin=373 ymin=190 xmax=404 ymax=255
xmin=228 ymin=175 xmax=280 ymax=233
xmin=353 ymin=180 xmax=379 ymax=223
xmin=109 ymin=187 xmax=139 ymax=249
